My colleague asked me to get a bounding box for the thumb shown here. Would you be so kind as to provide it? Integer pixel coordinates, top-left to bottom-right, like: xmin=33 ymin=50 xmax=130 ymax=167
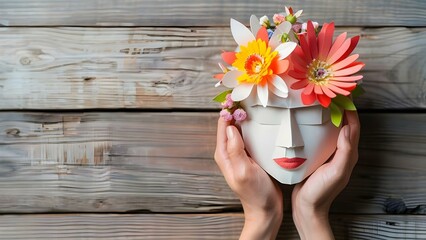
xmin=226 ymin=125 xmax=250 ymax=166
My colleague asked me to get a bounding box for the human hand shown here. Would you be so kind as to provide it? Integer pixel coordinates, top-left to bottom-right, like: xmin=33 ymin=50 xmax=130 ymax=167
xmin=214 ymin=118 xmax=283 ymax=240
xmin=292 ymin=110 xmax=360 ymax=240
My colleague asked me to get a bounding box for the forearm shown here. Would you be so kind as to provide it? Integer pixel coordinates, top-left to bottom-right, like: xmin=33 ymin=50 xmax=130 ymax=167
xmin=240 ymin=210 xmax=283 ymax=240
xmin=293 ymin=207 xmax=334 ymax=240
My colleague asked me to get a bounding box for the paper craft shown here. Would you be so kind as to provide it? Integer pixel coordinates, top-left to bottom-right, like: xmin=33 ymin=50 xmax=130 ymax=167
xmin=213 ymin=6 xmax=364 ymax=184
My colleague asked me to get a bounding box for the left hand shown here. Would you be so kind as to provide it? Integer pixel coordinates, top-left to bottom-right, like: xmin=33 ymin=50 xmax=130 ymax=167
xmin=292 ymin=110 xmax=360 ymax=240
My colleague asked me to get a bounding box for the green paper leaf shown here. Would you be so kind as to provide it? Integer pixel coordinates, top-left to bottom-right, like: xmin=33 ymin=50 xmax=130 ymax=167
xmin=330 ymin=102 xmax=343 ymax=127
xmin=333 ymin=95 xmax=356 ymax=111
xmin=352 ymin=85 xmax=365 ymax=98
xmin=213 ymin=90 xmax=232 ymax=103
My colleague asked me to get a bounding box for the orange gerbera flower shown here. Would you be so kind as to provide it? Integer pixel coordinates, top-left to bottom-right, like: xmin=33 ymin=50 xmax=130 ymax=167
xmin=220 ymin=18 xmax=297 ymax=107
xmin=289 ymin=21 xmax=365 ymax=107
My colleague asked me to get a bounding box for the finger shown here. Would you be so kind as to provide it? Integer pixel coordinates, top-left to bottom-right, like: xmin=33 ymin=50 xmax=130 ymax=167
xmin=331 ymin=125 xmax=354 ymax=173
xmin=344 ymin=110 xmax=360 ymax=146
xmin=226 ymin=125 xmax=251 ymax=169
xmin=216 ymin=117 xmax=231 ymax=152
xmin=214 ymin=118 xmax=232 ymax=173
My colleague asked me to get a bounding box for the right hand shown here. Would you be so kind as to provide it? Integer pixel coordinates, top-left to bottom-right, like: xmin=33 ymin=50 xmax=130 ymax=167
xmin=214 ymin=118 xmax=283 ymax=240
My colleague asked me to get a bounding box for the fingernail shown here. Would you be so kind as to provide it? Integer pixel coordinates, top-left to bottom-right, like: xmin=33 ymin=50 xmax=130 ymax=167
xmin=344 ymin=125 xmax=351 ymax=138
xmin=226 ymin=126 xmax=234 ymax=140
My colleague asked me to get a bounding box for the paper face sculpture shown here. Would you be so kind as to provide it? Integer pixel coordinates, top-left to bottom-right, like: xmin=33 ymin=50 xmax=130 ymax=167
xmin=239 ymin=86 xmax=340 ymax=184
xmin=213 ymin=7 xmax=365 ymax=184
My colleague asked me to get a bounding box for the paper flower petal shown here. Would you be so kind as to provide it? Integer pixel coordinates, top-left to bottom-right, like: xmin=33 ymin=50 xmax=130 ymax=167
xmin=230 ymin=18 xmax=256 ymax=47
xmin=269 ymin=21 xmax=291 ymax=50
xmin=256 ymin=27 xmax=269 ymax=43
xmin=318 ymin=22 xmax=334 ymax=59
xmin=221 ymin=51 xmax=236 ymax=65
xmin=320 ymin=85 xmax=337 ymax=98
xmin=275 ymin=42 xmax=297 ymax=60
xmin=270 ymin=83 xmax=288 ymax=98
xmin=250 ymin=15 xmax=262 ymax=37
xmin=299 ymin=34 xmax=312 ymax=61
xmin=257 ymin=83 xmax=269 ymax=107
xmin=272 ymin=59 xmax=290 ymax=74
xmin=231 ymin=83 xmax=254 ymax=101
xmin=301 ymin=89 xmax=317 ymax=105
xmin=317 ymin=94 xmax=331 ymax=107
xmin=314 ymin=85 xmax=323 ymax=95
xmin=281 ymin=73 xmax=299 ymax=85
xmin=333 ymin=63 xmax=365 ymax=77
xmin=303 ymin=83 xmax=315 ymax=95
xmin=291 ymin=79 xmax=309 ymax=90
xmin=331 ymin=54 xmax=359 ymax=71
xmin=285 ymin=6 xmax=291 ymax=15
xmin=327 ymin=38 xmax=351 ymax=64
xmin=307 ymin=21 xmax=319 ymax=59
xmin=294 ymin=10 xmax=303 ymax=18
xmin=329 ymin=81 xmax=357 ymax=89
xmin=327 ymin=32 xmax=347 ymax=61
xmin=338 ymin=36 xmax=360 ymax=62
xmin=327 ymin=84 xmax=351 ymax=95
xmin=289 ymin=70 xmax=307 ymax=79
xmin=331 ymin=75 xmax=363 ymax=82
xmin=222 ymin=70 xmax=242 ymax=88
xmin=292 ymin=47 xmax=308 ymax=65
xmin=271 ymin=75 xmax=289 ymax=95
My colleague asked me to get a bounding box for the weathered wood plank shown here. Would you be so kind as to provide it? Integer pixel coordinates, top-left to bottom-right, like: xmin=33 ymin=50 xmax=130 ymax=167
xmin=0 ymin=112 xmax=425 ymax=214
xmin=0 ymin=213 xmax=425 ymax=239
xmin=0 ymin=0 xmax=424 ymax=27
xmin=0 ymin=27 xmax=424 ymax=110
xmin=0 ymin=112 xmax=239 ymax=213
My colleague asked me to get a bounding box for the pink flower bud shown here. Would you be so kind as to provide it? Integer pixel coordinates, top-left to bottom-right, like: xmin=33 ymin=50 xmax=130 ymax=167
xmin=221 ymin=94 xmax=234 ymax=108
xmin=220 ymin=109 xmax=233 ymax=121
xmin=233 ymin=108 xmax=247 ymax=121
xmin=292 ymin=23 xmax=302 ymax=33
xmin=273 ymin=14 xmax=285 ymax=25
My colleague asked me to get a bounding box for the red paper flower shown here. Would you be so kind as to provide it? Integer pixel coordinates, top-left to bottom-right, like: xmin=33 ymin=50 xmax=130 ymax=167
xmin=289 ymin=21 xmax=365 ymax=107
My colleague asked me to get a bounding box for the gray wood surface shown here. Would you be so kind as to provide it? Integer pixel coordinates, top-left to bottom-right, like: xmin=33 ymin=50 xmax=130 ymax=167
xmin=0 ymin=213 xmax=424 ymax=239
xmin=0 ymin=27 xmax=424 ymax=110
xmin=0 ymin=0 xmax=425 ymax=238
xmin=0 ymin=0 xmax=424 ymax=27
xmin=1 ymin=112 xmax=424 ymax=214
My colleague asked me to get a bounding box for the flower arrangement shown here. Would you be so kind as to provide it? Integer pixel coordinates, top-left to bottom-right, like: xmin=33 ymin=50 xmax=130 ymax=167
xmin=213 ymin=6 xmax=365 ymax=126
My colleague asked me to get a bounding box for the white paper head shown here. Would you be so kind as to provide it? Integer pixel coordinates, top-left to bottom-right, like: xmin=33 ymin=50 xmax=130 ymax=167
xmin=240 ymin=80 xmax=340 ymax=184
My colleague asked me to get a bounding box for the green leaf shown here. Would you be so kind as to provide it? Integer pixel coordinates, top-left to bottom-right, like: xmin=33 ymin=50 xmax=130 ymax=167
xmin=332 ymin=95 xmax=356 ymax=111
xmin=330 ymin=102 xmax=343 ymax=127
xmin=352 ymin=85 xmax=365 ymax=98
xmin=213 ymin=90 xmax=232 ymax=103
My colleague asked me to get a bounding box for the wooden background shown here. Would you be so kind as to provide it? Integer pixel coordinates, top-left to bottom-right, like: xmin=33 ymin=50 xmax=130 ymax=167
xmin=0 ymin=0 xmax=425 ymax=239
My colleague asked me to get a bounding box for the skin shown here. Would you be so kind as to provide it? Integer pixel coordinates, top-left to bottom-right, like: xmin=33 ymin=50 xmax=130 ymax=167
xmin=214 ymin=111 xmax=360 ymax=239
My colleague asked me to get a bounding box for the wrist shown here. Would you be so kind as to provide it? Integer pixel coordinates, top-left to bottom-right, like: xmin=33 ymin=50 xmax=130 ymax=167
xmin=293 ymin=204 xmax=333 ymax=240
xmin=240 ymin=206 xmax=283 ymax=240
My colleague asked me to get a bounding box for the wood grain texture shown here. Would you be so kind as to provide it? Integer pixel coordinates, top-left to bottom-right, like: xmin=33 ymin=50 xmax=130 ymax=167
xmin=0 ymin=112 xmax=425 ymax=214
xmin=0 ymin=0 xmax=425 ymax=27
xmin=0 ymin=27 xmax=425 ymax=110
xmin=0 ymin=213 xmax=425 ymax=239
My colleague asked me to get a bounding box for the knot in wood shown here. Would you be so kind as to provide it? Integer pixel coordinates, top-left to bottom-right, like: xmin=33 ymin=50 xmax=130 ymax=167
xmin=384 ymin=198 xmax=407 ymax=214
xmin=5 ymin=128 xmax=20 ymax=136
xmin=19 ymin=57 xmax=31 ymax=65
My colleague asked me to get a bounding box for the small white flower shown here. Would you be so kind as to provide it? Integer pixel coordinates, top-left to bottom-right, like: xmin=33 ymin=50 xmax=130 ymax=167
xmin=285 ymin=6 xmax=303 ymax=18
xmin=301 ymin=21 xmax=319 ymax=32
xmin=259 ymin=15 xmax=270 ymax=27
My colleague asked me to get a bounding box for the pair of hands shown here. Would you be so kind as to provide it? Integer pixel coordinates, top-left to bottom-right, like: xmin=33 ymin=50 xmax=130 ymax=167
xmin=214 ymin=111 xmax=360 ymax=240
